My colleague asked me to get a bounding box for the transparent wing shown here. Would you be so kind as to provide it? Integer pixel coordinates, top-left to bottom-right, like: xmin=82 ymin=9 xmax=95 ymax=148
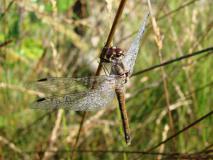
xmin=122 ymin=12 xmax=149 ymax=76
xmin=32 ymin=77 xmax=118 ymax=111
xmin=30 ymin=75 xmax=120 ymax=96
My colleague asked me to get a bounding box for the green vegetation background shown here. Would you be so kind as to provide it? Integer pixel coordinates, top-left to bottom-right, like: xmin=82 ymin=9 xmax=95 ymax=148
xmin=0 ymin=0 xmax=212 ymax=159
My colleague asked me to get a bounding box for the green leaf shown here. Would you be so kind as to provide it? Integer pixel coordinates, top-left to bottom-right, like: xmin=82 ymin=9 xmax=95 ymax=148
xmin=57 ymin=0 xmax=75 ymax=12
xmin=21 ymin=38 xmax=43 ymax=60
xmin=7 ymin=16 xmax=20 ymax=39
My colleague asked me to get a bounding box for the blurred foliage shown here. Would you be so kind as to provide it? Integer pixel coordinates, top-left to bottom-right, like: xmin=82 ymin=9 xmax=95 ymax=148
xmin=0 ymin=0 xmax=213 ymax=159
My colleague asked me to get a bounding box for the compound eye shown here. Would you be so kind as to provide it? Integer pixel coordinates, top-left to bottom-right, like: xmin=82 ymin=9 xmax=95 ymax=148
xmin=115 ymin=48 xmax=124 ymax=54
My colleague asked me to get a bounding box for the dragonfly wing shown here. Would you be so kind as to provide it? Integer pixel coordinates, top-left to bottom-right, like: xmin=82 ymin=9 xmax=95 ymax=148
xmin=122 ymin=12 xmax=149 ymax=76
xmin=30 ymin=75 xmax=119 ymax=96
xmin=32 ymin=77 xmax=118 ymax=111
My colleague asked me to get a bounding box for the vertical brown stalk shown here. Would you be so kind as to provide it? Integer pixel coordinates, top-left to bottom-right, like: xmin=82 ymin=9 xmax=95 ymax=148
xmin=72 ymin=0 xmax=127 ymax=158
xmin=115 ymin=88 xmax=131 ymax=145
xmin=147 ymin=0 xmax=176 ymax=151
xmin=95 ymin=0 xmax=127 ymax=76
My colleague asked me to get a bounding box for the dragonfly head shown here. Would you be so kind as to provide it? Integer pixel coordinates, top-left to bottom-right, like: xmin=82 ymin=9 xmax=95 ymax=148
xmin=105 ymin=46 xmax=124 ymax=63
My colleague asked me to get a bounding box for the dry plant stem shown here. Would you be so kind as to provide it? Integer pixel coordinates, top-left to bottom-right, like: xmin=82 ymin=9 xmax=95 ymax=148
xmin=167 ymin=12 xmax=212 ymax=118
xmin=132 ymin=47 xmax=213 ymax=77
xmin=0 ymin=39 xmax=12 ymax=48
xmin=27 ymin=48 xmax=47 ymax=81
xmin=0 ymin=135 xmax=30 ymax=160
xmin=185 ymin=21 xmax=213 ymax=115
xmin=72 ymin=0 xmax=128 ymax=157
xmin=157 ymin=0 xmax=199 ymax=21
xmin=96 ymin=0 xmax=127 ymax=76
xmin=14 ymin=111 xmax=56 ymax=139
xmin=66 ymin=108 xmax=114 ymax=143
xmin=147 ymin=0 xmax=176 ymax=150
xmin=0 ymin=82 xmax=44 ymax=97
xmin=167 ymin=14 xmax=192 ymax=115
xmin=186 ymin=20 xmax=213 ymax=112
xmin=146 ymin=110 xmax=213 ymax=153
xmin=73 ymin=109 xmax=114 ymax=145
xmin=42 ymin=109 xmax=64 ymax=160
xmin=32 ymin=147 xmax=213 ymax=159
xmin=198 ymin=143 xmax=213 ymax=153
xmin=182 ymin=15 xmax=198 ymax=119
xmin=0 ymin=0 xmax=15 ymax=19
xmin=70 ymin=111 xmax=87 ymax=160
xmin=179 ymin=81 xmax=213 ymax=103
xmin=191 ymin=21 xmax=212 ymax=51
xmin=42 ymin=42 xmax=63 ymax=160
xmin=118 ymin=0 xmax=199 ymax=45
xmin=156 ymin=100 xmax=192 ymax=125
xmin=157 ymin=125 xmax=169 ymax=160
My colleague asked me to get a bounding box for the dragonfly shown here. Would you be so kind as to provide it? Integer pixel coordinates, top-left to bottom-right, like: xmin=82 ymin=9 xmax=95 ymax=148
xmin=31 ymin=13 xmax=149 ymax=145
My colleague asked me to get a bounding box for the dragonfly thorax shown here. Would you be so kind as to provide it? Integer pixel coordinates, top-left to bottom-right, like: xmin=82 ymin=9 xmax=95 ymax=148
xmin=111 ymin=60 xmax=129 ymax=84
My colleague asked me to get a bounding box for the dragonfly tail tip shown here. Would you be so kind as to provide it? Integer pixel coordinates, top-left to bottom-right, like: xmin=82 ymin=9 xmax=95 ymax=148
xmin=125 ymin=135 xmax=131 ymax=146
